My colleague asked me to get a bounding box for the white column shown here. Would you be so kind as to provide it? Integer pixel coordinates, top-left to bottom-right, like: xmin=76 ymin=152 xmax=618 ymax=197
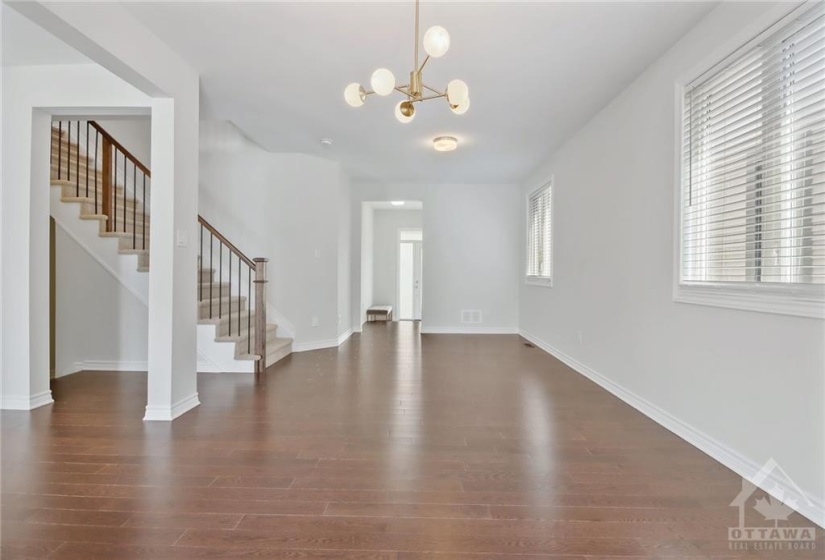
xmin=0 ymin=82 xmax=53 ymax=410
xmin=144 ymin=98 xmax=199 ymax=421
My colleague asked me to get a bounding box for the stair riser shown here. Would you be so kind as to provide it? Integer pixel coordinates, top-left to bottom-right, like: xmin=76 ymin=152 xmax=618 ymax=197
xmin=96 ymin=221 xmax=150 ymax=236
xmin=51 ymin=167 xmax=143 ymax=193
xmin=265 ymin=343 xmax=292 ymax=368
xmin=51 ymin=164 xmax=147 ymax=192
xmin=57 ymin=185 xmax=125 ymax=201
xmin=137 ymin=252 xmax=150 ymax=269
xmin=197 ymin=283 xmax=231 ymax=300
xmin=235 ymin=331 xmax=284 ymax=359
xmin=217 ymin=321 xmax=275 ymax=341
xmin=215 ymin=320 xmax=261 ymax=339
xmin=50 ymin=145 xmax=91 ymax=161
xmin=118 ymin=236 xmax=150 ymax=252
xmin=65 ymin=198 xmax=148 ymax=218
xmin=198 ymin=300 xmax=247 ymax=319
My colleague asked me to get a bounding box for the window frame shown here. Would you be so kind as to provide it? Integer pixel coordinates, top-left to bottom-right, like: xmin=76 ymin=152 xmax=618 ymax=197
xmin=672 ymin=2 xmax=825 ymax=319
xmin=525 ymin=178 xmax=554 ymax=288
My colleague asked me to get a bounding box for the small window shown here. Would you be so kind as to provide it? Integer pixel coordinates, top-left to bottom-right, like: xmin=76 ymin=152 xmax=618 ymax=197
xmin=400 ymin=230 xmax=422 ymax=242
xmin=526 ymin=180 xmax=553 ymax=285
xmin=677 ymin=2 xmax=825 ymax=317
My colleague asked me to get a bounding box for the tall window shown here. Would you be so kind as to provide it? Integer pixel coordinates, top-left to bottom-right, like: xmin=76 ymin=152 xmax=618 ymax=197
xmin=679 ymin=2 xmax=824 ymax=316
xmin=527 ymin=181 xmax=553 ymax=284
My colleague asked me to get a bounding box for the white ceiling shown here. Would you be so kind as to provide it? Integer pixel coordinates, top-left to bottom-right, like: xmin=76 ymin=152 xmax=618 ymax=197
xmin=1 ymin=4 xmax=89 ymax=66
xmin=120 ymin=1 xmax=716 ymax=183
xmin=6 ymin=1 xmax=717 ymax=183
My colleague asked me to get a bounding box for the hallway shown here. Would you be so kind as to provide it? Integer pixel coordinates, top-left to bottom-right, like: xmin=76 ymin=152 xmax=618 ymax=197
xmin=1 ymin=323 xmax=820 ymax=558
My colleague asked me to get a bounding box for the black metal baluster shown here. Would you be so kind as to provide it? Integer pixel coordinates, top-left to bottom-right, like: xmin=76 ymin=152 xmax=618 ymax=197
xmin=209 ymin=232 xmax=214 ymax=319
xmin=228 ymin=252 xmax=233 ymax=336
xmin=142 ymin=175 xmax=147 ymax=250
xmin=57 ymin=121 xmax=63 ymax=180
xmin=94 ymin=130 xmax=99 ymax=213
xmin=113 ymin=150 xmax=117 ymax=231
xmin=238 ymin=259 xmax=241 ymax=339
xmin=219 ymin=243 xmax=223 ymax=319
xmin=132 ymin=165 xmax=137 ymax=249
xmin=199 ymin=226 xmax=203 ymax=302
xmin=122 ymin=154 xmax=127 ymax=233
xmin=75 ymin=121 xmax=80 ymax=196
xmin=247 ymin=267 xmax=252 ymax=355
xmin=85 ymin=122 xmax=90 ymax=197
xmin=67 ymin=122 xmax=72 ymax=190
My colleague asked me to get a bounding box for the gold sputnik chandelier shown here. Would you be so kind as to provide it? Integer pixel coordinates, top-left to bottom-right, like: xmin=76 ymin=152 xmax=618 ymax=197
xmin=344 ymin=0 xmax=470 ymax=123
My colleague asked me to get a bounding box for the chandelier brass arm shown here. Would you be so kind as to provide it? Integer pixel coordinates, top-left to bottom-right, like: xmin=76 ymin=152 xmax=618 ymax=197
xmin=343 ymin=0 xmax=470 ymax=123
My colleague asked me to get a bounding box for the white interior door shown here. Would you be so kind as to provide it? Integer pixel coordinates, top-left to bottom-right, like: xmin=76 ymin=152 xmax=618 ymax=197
xmin=398 ymin=231 xmax=423 ymax=321
xmin=412 ymin=242 xmax=422 ymax=320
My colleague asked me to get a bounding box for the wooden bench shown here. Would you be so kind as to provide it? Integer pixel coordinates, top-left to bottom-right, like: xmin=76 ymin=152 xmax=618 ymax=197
xmin=367 ymin=305 xmax=393 ymax=322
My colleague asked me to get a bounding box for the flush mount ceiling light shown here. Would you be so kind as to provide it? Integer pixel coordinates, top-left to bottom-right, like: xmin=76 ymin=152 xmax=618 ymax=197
xmin=433 ymin=136 xmax=458 ymax=152
xmin=344 ymin=0 xmax=470 ymax=123
xmin=391 ymin=201 xmax=406 ymax=206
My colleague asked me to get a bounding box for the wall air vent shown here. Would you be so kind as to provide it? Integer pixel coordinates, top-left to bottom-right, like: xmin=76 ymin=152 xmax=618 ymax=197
xmin=460 ymin=310 xmax=482 ymax=324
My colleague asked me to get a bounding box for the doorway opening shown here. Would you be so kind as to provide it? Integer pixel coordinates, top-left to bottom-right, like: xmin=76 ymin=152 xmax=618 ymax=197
xmin=359 ymin=200 xmax=423 ymax=327
xmin=398 ymin=229 xmax=423 ymax=321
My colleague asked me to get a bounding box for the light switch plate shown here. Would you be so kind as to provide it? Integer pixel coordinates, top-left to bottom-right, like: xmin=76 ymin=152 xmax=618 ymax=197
xmin=176 ymin=230 xmax=188 ymax=247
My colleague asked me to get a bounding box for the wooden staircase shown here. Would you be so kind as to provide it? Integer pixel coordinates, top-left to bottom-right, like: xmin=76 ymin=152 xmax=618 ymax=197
xmin=50 ymin=120 xmax=292 ymax=372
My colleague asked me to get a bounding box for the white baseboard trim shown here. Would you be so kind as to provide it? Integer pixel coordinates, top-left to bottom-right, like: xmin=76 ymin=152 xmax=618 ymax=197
xmin=1 ymin=390 xmax=54 ymax=410
xmin=421 ymin=326 xmax=519 ymax=334
xmin=74 ymin=360 xmax=148 ymax=373
xmin=292 ymin=329 xmax=354 ymax=353
xmin=144 ymin=392 xmax=200 ymax=422
xmin=337 ymin=328 xmax=353 ymax=346
xmin=57 ymin=358 xmax=221 ymax=375
xmin=292 ymin=338 xmax=340 ymax=353
xmin=518 ymin=329 xmax=825 ymax=529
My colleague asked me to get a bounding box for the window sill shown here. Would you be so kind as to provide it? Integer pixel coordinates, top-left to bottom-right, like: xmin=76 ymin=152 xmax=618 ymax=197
xmin=525 ymin=277 xmax=553 ymax=288
xmin=674 ymin=282 xmax=825 ymax=319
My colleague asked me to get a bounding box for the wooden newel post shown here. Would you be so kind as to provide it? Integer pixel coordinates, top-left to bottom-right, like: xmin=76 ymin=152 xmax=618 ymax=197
xmin=101 ymin=137 xmax=112 ymax=232
xmin=253 ymin=258 xmax=268 ymax=375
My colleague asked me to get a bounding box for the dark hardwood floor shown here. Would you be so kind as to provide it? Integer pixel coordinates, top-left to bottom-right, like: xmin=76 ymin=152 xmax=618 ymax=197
xmin=2 ymin=322 xmax=821 ymax=559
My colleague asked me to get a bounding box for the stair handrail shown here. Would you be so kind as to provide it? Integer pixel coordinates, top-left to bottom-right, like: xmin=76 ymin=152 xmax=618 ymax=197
xmin=89 ymin=121 xmax=151 ymax=177
xmin=197 ymin=215 xmax=269 ymax=375
xmin=197 ymin=215 xmax=254 ymax=268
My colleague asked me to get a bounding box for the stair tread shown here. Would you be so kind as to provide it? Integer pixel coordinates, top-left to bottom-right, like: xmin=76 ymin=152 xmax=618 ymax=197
xmin=214 ymin=324 xmax=278 ymax=343
xmin=51 ymin=178 xmax=124 ymax=191
xmin=59 ymin=195 xmax=148 ymax=212
xmin=198 ymin=310 xmax=255 ymax=325
xmin=235 ymin=338 xmax=294 ymax=361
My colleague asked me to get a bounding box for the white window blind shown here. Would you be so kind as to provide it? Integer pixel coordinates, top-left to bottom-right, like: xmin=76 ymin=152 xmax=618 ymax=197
xmin=681 ymin=3 xmax=825 ymax=286
xmin=527 ymin=182 xmax=552 ymax=280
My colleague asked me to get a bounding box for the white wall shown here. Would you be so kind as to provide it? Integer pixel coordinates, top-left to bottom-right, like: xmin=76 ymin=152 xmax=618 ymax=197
xmin=54 ymin=225 xmax=148 ymax=376
xmin=351 ymin=182 xmax=521 ymax=333
xmin=199 ymin=121 xmax=350 ymax=348
xmin=95 ymin=117 xmax=151 ymax=166
xmin=519 ymin=1 xmax=824 ymax=521
xmin=372 ymin=209 xmax=423 ymax=315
